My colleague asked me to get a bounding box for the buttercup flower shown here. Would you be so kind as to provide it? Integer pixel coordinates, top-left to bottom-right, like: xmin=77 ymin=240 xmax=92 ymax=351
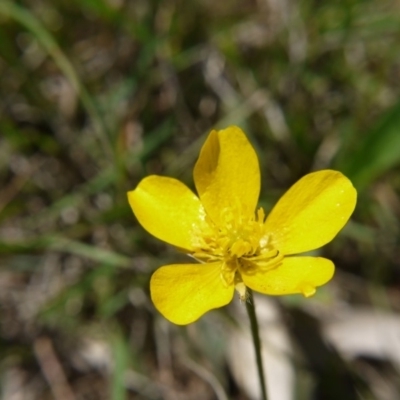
xmin=128 ymin=126 xmax=357 ymax=325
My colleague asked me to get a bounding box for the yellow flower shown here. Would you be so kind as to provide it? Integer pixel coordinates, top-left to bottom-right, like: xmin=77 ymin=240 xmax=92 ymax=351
xmin=128 ymin=126 xmax=357 ymax=325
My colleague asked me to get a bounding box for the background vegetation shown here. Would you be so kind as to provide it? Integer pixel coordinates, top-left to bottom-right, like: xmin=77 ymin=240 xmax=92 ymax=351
xmin=1 ymin=0 xmax=400 ymax=399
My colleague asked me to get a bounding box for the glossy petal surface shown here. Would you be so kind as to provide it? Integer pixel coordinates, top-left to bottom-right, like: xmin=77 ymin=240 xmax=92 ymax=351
xmin=150 ymin=262 xmax=235 ymax=325
xmin=127 ymin=176 xmax=204 ymax=250
xmin=242 ymin=256 xmax=334 ymax=296
xmin=265 ymin=170 xmax=357 ymax=255
xmin=193 ymin=126 xmax=260 ymax=224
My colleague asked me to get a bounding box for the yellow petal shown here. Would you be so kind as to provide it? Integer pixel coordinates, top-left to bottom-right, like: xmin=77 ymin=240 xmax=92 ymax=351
xmin=265 ymin=170 xmax=357 ymax=255
xmin=242 ymin=256 xmax=334 ymax=296
xmin=150 ymin=263 xmax=235 ymax=325
xmin=127 ymin=176 xmax=205 ymax=250
xmin=193 ymin=126 xmax=260 ymax=224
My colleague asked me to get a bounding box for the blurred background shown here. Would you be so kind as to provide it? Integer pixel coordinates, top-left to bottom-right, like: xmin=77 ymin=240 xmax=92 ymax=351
xmin=1 ymin=0 xmax=400 ymax=399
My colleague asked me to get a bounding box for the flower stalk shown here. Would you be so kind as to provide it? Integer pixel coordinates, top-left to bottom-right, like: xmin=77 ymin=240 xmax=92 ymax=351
xmin=245 ymin=289 xmax=268 ymax=400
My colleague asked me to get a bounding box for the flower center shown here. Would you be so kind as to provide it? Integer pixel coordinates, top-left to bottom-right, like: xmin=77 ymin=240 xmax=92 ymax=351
xmin=191 ymin=206 xmax=283 ymax=298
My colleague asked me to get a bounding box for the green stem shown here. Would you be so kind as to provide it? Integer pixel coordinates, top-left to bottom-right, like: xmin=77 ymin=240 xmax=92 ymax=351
xmin=245 ymin=289 xmax=268 ymax=400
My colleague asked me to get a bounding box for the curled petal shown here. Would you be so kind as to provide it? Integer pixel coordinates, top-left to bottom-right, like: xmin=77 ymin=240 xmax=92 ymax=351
xmin=127 ymin=176 xmax=205 ymax=251
xmin=150 ymin=263 xmax=235 ymax=325
xmin=193 ymin=126 xmax=260 ymax=224
xmin=242 ymin=256 xmax=334 ymax=297
xmin=265 ymin=170 xmax=357 ymax=255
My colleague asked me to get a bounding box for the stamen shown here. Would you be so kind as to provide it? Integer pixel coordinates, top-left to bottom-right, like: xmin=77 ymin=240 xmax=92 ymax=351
xmin=190 ymin=205 xmax=284 ymax=292
xmin=248 ymin=248 xmax=280 ymax=261
xmin=256 ymin=208 xmax=265 ymax=222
